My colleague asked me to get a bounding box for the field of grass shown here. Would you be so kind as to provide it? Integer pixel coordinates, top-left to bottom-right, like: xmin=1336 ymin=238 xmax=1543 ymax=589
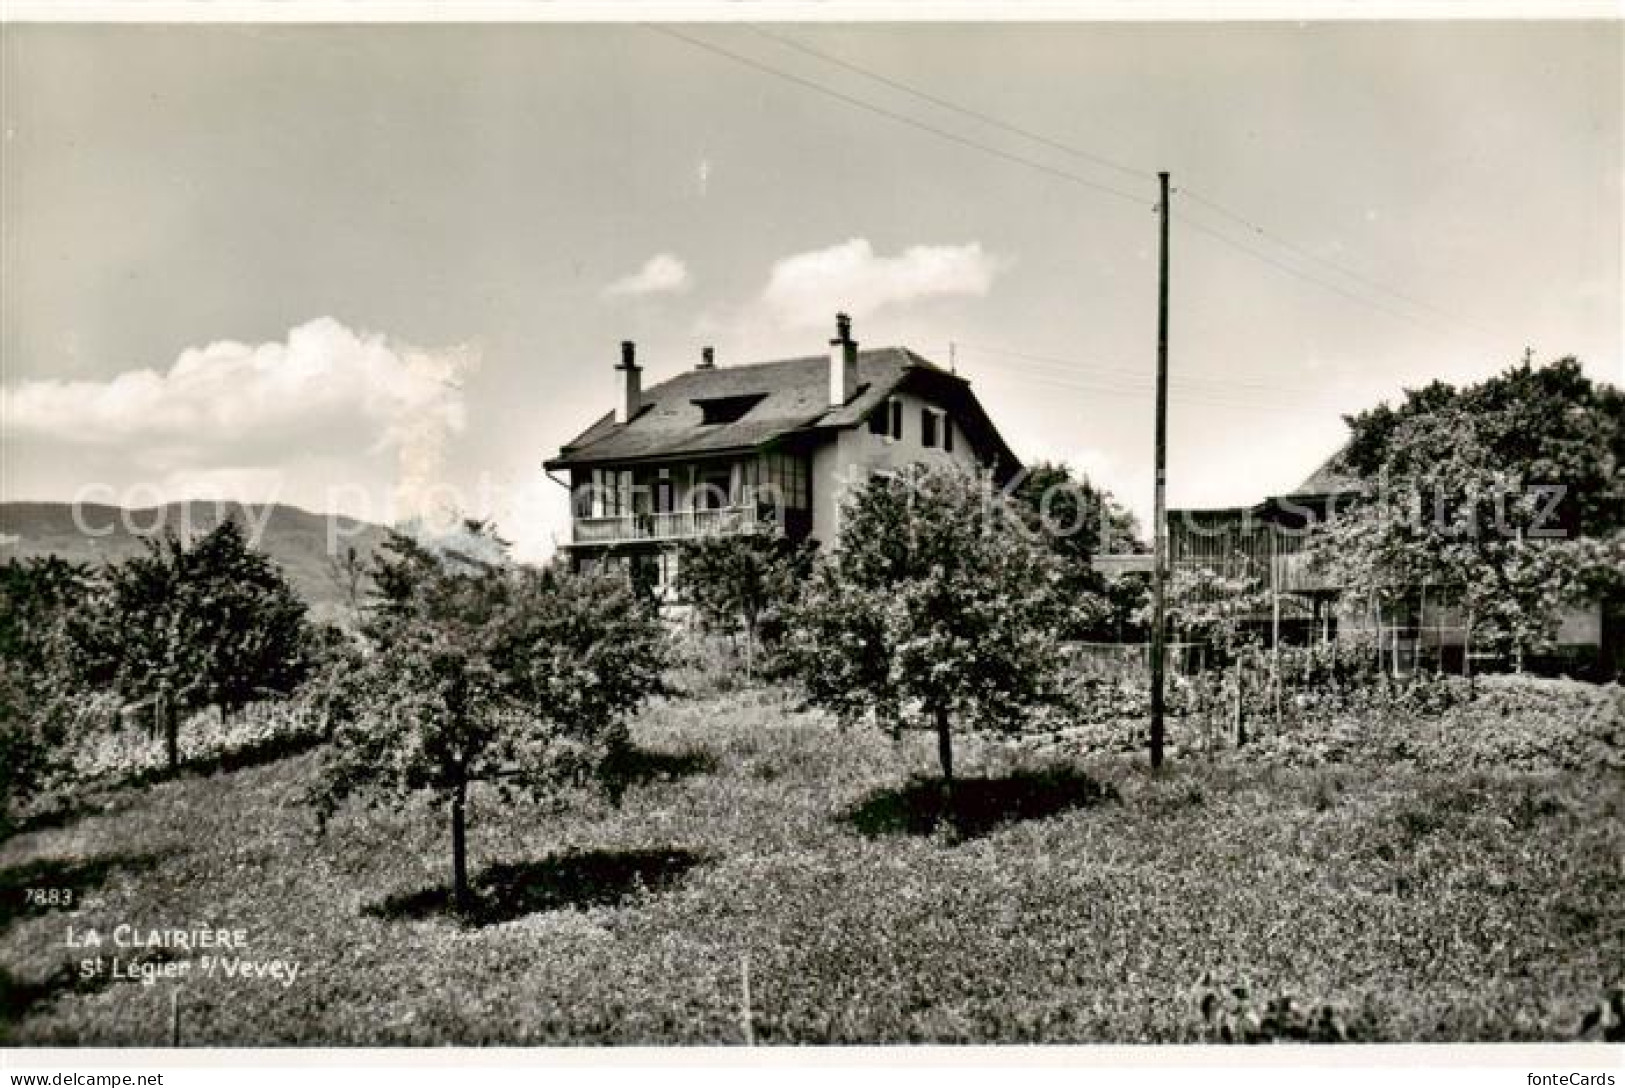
xmin=3 ymin=680 xmax=1621 ymax=1044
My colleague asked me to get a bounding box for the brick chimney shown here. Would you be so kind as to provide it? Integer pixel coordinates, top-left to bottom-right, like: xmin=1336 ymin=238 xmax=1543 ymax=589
xmin=698 ymin=345 xmax=716 ymax=371
xmin=828 ymin=313 xmax=858 ymax=407
xmin=615 ymin=340 xmax=642 ymax=424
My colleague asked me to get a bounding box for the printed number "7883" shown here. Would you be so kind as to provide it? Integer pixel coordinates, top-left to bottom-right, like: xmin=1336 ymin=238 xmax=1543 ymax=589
xmin=25 ymin=887 xmax=74 ymax=907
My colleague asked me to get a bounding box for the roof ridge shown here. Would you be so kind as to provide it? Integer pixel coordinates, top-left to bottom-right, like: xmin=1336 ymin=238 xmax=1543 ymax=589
xmin=638 ymin=344 xmax=911 ymax=386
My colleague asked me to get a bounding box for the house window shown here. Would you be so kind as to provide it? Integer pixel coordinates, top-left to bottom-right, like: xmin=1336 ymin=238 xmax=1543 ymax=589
xmin=694 ymin=466 xmax=732 ymax=510
xmin=655 ymin=468 xmax=673 ymax=514
xmin=868 ymin=398 xmax=904 ymax=441
xmin=588 ymin=470 xmax=608 ymax=517
xmin=751 ymin=451 xmax=809 ymax=512
xmin=921 ymin=407 xmax=952 ymax=451
xmin=587 ymin=468 xmax=633 ymax=517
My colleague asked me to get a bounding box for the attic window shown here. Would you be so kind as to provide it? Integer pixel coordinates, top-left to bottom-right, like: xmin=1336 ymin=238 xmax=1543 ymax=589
xmin=694 ymin=394 xmax=765 ymax=426
xmin=868 ymin=397 xmax=903 ymax=442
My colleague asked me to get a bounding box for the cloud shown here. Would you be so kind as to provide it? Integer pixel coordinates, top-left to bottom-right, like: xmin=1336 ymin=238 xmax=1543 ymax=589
xmin=759 ymin=238 xmax=1002 ymax=327
xmin=602 ymin=253 xmax=691 ymax=298
xmin=2 ymin=316 xmax=476 ymax=524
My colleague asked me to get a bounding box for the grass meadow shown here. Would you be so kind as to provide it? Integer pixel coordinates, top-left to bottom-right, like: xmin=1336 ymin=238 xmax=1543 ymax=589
xmin=2 ymin=679 xmax=1621 ymax=1044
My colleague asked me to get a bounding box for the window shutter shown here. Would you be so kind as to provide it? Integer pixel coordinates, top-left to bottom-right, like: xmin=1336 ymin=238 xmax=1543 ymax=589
xmin=944 ymin=417 xmax=954 ymax=453
xmin=890 ymin=399 xmax=903 ymax=441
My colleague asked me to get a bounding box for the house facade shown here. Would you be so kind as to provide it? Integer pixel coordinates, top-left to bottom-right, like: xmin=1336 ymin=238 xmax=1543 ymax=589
xmin=544 ymin=315 xmax=1022 ymax=598
xmin=1095 ymin=453 xmax=1620 ymax=678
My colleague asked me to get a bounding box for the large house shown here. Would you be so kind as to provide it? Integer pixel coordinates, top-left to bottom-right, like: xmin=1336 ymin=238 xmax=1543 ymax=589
xmin=544 ymin=315 xmax=1021 ymax=598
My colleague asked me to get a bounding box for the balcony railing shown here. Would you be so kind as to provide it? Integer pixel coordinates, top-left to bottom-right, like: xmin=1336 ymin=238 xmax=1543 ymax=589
xmin=570 ymin=505 xmax=766 ymax=546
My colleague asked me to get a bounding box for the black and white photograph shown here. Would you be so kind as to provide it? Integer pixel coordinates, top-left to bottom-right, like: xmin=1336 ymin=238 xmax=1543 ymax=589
xmin=0 ymin=3 xmax=1621 ymax=1081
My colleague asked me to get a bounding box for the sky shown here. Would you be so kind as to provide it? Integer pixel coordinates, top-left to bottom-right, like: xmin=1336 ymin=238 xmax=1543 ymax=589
xmin=2 ymin=18 xmax=1620 ymax=561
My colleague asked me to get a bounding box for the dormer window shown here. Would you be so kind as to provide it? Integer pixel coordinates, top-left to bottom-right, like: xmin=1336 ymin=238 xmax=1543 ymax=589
xmin=694 ymin=394 xmax=765 ymax=426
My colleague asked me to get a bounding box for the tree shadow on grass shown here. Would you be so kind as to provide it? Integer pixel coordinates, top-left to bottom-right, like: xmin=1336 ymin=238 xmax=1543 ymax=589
xmin=601 ymin=744 xmax=718 ymax=798
xmin=1 ymin=854 xmax=176 ymax=1026
xmin=8 ymin=734 xmax=326 ymax=839
xmin=5 ymin=795 xmax=110 ymax=839
xmin=364 ymin=847 xmax=709 ymax=927
xmin=0 ymin=947 xmax=181 ymax=1028
xmin=844 ymin=768 xmax=1120 ymax=841
xmin=0 ymin=851 xmax=168 ymax=936
xmin=116 ymin=730 xmax=327 ymax=790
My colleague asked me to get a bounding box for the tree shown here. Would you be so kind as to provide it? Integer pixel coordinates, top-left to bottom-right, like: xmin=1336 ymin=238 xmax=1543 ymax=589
xmin=1340 ymin=355 xmax=1624 ymax=536
xmin=88 ymin=519 xmax=313 ymax=771
xmin=676 ymin=534 xmax=814 ymax=678
xmin=1315 ymin=358 xmax=1624 ymax=671
xmin=0 ymin=557 xmax=96 ymax=834
xmin=1010 ymin=460 xmax=1142 ymax=639
xmin=0 ymin=663 xmax=76 ymax=837
xmin=1013 ymin=460 xmax=1144 ymax=567
xmin=784 ymin=463 xmax=1073 ymax=794
xmin=312 ymin=524 xmax=667 ymax=913
xmin=0 ymin=556 xmax=95 ymax=671
xmin=326 ymin=544 xmax=370 ymax=628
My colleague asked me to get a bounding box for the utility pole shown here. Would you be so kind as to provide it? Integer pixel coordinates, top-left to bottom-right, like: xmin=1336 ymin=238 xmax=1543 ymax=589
xmin=1150 ymin=171 xmax=1171 ymax=770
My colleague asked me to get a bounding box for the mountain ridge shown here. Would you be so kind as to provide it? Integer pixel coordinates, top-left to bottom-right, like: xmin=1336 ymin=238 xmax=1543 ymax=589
xmin=0 ymin=500 xmax=391 ymax=625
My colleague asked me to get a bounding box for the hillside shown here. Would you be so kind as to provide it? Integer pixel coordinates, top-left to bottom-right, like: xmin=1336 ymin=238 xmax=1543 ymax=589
xmin=0 ymin=501 xmax=390 ymax=624
xmin=2 ymin=682 xmax=1620 ymax=1043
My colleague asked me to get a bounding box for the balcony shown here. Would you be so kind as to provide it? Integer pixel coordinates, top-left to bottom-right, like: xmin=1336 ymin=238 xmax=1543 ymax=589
xmin=569 ymin=505 xmax=768 ymax=547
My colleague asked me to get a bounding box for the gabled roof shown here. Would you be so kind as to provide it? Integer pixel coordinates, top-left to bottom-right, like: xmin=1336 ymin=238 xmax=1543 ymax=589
xmin=1286 ymin=447 xmax=1366 ymax=499
xmin=1166 ymin=444 xmax=1368 ymax=530
xmin=545 ymin=346 xmax=1021 ymax=477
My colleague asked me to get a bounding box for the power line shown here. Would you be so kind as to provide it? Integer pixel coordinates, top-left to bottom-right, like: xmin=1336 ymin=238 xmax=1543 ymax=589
xmin=745 ymin=24 xmax=1150 ymax=185
xmin=977 ymin=361 xmax=1339 ymax=414
xmin=727 ymin=25 xmax=1497 ymax=347
xmin=1175 ymin=186 xmax=1498 ymax=339
xmin=956 ymin=340 xmax=1347 ymax=405
xmin=954 ymin=340 xmax=1350 ymax=414
xmin=649 ymin=25 xmax=1151 ymax=210
xmin=959 ymin=349 xmax=1347 ymax=417
xmin=1172 ymin=212 xmax=1499 ymax=348
xmin=976 ymin=368 xmax=1338 ymax=418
